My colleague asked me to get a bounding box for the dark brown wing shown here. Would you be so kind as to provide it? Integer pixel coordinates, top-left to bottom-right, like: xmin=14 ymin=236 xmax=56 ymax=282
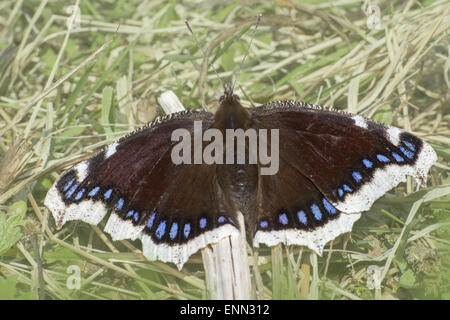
xmin=45 ymin=111 xmax=239 ymax=269
xmin=249 ymin=101 xmax=436 ymax=252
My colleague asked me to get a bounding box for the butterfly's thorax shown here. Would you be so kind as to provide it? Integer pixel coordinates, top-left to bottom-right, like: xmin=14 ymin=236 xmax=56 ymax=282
xmin=214 ymin=96 xmax=252 ymax=131
xmin=214 ymin=91 xmax=258 ymax=224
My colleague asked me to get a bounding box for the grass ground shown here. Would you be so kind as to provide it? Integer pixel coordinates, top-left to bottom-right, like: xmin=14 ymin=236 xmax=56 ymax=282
xmin=0 ymin=0 xmax=449 ymax=300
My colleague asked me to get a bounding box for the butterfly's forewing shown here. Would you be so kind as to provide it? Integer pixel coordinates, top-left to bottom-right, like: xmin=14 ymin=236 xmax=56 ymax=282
xmin=253 ymin=148 xmax=361 ymax=254
xmin=250 ymin=101 xmax=436 ymax=251
xmin=45 ymin=111 xmax=240 ymax=269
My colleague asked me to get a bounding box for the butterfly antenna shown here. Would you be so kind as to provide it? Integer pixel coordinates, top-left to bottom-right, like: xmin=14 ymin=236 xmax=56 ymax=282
xmin=231 ymin=14 xmax=261 ymax=92
xmin=185 ymin=20 xmax=224 ymax=89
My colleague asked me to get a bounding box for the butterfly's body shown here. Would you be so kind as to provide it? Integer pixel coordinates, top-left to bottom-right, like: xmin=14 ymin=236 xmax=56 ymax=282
xmin=45 ymin=84 xmax=437 ymax=269
xmin=214 ymin=84 xmax=252 ymax=131
xmin=214 ymin=84 xmax=259 ymax=231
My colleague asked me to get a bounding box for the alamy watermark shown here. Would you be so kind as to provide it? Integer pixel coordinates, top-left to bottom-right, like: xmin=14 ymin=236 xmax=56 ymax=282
xmin=171 ymin=121 xmax=279 ymax=175
xmin=66 ymin=265 xmax=81 ymax=290
xmin=362 ymin=1 xmax=382 ymax=30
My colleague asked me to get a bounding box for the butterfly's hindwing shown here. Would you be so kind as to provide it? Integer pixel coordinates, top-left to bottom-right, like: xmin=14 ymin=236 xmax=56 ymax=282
xmin=251 ymin=145 xmax=361 ymax=254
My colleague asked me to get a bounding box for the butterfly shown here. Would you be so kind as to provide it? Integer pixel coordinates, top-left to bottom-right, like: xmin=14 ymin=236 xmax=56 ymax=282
xmin=44 ymin=79 xmax=437 ymax=270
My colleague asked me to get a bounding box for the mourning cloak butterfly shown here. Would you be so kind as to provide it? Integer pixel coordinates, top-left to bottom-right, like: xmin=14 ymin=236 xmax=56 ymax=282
xmin=44 ymin=81 xmax=436 ymax=269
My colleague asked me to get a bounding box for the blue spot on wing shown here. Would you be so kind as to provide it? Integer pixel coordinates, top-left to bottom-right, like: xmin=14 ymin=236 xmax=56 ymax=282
xmin=392 ymin=152 xmax=404 ymax=162
xmin=104 ymin=189 xmax=113 ymax=200
xmin=260 ymin=220 xmax=269 ymax=228
xmin=155 ymin=220 xmax=167 ymax=239
xmin=63 ymin=178 xmax=75 ymax=192
xmin=88 ymin=186 xmax=100 ymax=197
xmin=377 ymin=154 xmax=390 ymax=163
xmin=322 ymin=198 xmax=337 ymax=214
xmin=183 ymin=223 xmax=191 ymax=238
xmin=278 ymin=212 xmax=288 ymax=225
xmin=218 ymin=216 xmax=226 ymax=223
xmin=310 ymin=204 xmax=322 ymax=221
xmin=74 ymin=188 xmax=86 ymax=200
xmin=399 ymin=146 xmax=414 ymax=159
xmin=133 ymin=211 xmax=140 ymax=222
xmin=126 ymin=210 xmax=134 ymax=218
xmin=352 ymin=171 xmax=362 ymax=183
xmin=337 ymin=188 xmax=344 ymax=197
xmin=199 ymin=217 xmax=207 ymax=229
xmin=115 ymin=198 xmax=124 ymax=210
xmin=169 ymin=222 xmax=178 ymax=240
xmin=65 ymin=183 xmax=79 ymax=199
xmin=362 ymin=158 xmax=373 ymax=168
xmin=147 ymin=212 xmax=156 ymax=228
xmin=297 ymin=210 xmax=307 ymax=225
xmin=402 ymin=140 xmax=415 ymax=151
xmin=343 ymin=184 xmax=353 ymax=192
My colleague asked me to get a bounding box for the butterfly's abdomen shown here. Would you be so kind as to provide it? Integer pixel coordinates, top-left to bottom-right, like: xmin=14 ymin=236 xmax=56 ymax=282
xmin=217 ymin=164 xmax=258 ymax=222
